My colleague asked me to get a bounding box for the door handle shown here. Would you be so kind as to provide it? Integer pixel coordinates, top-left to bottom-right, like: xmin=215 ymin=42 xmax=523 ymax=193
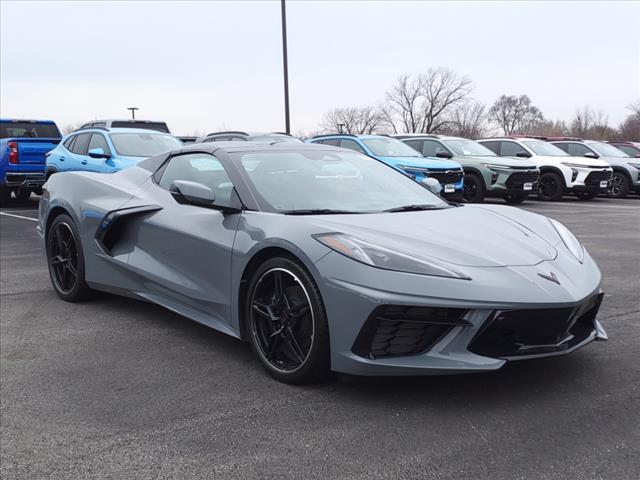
xmin=60 ymin=156 xmax=65 ymax=161
xmin=81 ymin=160 xmax=87 ymax=165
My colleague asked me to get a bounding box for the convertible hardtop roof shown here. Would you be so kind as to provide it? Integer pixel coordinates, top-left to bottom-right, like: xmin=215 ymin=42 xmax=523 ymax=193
xmin=138 ymin=141 xmax=340 ymax=171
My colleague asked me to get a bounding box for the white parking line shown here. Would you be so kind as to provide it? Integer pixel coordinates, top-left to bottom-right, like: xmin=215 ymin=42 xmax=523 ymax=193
xmin=0 ymin=212 xmax=38 ymax=222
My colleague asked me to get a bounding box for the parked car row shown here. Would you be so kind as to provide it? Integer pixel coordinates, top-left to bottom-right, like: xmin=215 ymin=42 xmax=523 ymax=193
xmin=2 ymin=116 xmax=638 ymax=206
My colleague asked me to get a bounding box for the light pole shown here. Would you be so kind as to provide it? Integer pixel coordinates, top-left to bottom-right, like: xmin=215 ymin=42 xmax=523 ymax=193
xmin=280 ymin=0 xmax=290 ymax=134
xmin=127 ymin=107 xmax=139 ymax=120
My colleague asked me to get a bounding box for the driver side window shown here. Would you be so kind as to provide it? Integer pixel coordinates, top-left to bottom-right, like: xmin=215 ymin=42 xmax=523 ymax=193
xmin=499 ymin=141 xmax=527 ymax=157
xmin=158 ymin=153 xmax=234 ymax=206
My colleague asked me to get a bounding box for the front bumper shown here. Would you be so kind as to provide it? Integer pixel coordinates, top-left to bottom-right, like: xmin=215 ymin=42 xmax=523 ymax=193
xmin=315 ymin=250 xmax=605 ymax=376
xmin=486 ymin=168 xmax=539 ymax=197
xmin=566 ymin=168 xmax=612 ymax=193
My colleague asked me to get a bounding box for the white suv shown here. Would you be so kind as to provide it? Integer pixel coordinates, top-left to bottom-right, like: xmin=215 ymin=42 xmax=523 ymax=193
xmin=478 ymin=137 xmax=612 ymax=201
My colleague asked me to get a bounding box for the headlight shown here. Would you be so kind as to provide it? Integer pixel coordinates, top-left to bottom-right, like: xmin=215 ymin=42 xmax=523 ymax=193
xmin=313 ymin=233 xmax=470 ymax=279
xmin=561 ymin=162 xmax=588 ymax=169
xmin=549 ymin=218 xmax=584 ymax=263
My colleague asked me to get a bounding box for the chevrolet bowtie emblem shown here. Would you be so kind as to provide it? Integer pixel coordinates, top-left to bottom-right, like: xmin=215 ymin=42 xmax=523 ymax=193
xmin=538 ymin=272 xmax=560 ymax=285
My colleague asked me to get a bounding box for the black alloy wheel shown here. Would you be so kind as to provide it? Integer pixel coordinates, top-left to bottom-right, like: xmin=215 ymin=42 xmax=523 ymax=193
xmin=247 ymin=257 xmax=329 ymax=383
xmin=538 ymin=172 xmax=564 ymax=201
xmin=46 ymin=214 xmax=91 ymax=301
xmin=607 ymin=172 xmax=630 ymax=198
xmin=462 ymin=173 xmax=485 ymax=203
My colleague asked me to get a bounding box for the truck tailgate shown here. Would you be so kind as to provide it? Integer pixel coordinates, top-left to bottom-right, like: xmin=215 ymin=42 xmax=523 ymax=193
xmin=14 ymin=138 xmax=60 ymax=164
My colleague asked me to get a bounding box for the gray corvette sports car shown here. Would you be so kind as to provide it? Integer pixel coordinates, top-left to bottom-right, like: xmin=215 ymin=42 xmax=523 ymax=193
xmin=38 ymin=142 xmax=607 ymax=383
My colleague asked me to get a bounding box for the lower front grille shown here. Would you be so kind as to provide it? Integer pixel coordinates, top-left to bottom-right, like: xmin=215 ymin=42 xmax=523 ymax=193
xmin=467 ymin=293 xmax=603 ymax=358
xmin=352 ymin=306 xmax=469 ymax=359
xmin=427 ymin=170 xmax=464 ymax=185
xmin=506 ymin=170 xmax=539 ymax=187
xmin=585 ymin=170 xmax=612 ymax=186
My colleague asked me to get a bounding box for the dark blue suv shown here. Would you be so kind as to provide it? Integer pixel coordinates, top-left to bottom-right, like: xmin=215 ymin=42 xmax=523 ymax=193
xmin=307 ymin=134 xmax=464 ymax=200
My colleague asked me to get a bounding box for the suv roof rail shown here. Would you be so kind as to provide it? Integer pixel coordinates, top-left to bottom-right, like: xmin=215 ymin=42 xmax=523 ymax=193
xmin=309 ymin=133 xmax=358 ymax=139
xmin=545 ymin=136 xmax=583 ymax=142
xmin=205 ymin=130 xmax=248 ymax=137
xmin=394 ymin=133 xmax=440 ymax=139
xmin=74 ymin=126 xmax=109 ymax=132
xmin=269 ymin=131 xmax=294 ymax=136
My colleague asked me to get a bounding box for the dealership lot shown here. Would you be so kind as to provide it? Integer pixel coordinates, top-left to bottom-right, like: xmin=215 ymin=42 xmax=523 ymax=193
xmin=1 ymin=197 xmax=639 ymax=479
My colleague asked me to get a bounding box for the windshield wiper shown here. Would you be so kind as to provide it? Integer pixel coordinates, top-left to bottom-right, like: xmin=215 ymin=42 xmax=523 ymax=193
xmin=383 ymin=204 xmax=444 ymax=213
xmin=282 ymin=209 xmax=363 ymax=215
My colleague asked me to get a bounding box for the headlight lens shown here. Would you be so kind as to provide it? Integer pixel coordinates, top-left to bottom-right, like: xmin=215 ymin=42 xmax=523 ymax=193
xmin=313 ymin=233 xmax=470 ymax=279
xmin=481 ymin=163 xmax=512 ymax=171
xmin=549 ymin=218 xmax=584 ymax=263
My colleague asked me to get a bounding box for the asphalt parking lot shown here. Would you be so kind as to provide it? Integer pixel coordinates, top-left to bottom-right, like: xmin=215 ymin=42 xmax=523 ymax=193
xmin=1 ymin=195 xmax=639 ymax=480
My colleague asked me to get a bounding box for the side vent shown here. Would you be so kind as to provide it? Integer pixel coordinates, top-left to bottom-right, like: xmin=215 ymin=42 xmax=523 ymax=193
xmin=95 ymin=205 xmax=162 ymax=255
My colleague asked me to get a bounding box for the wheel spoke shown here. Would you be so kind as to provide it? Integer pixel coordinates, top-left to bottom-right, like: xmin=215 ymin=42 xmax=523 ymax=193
xmin=67 ymin=261 xmax=78 ymax=277
xmin=285 ymin=327 xmax=305 ymax=364
xmin=252 ymin=301 xmax=273 ymax=320
xmin=266 ymin=332 xmax=282 ymax=360
xmin=273 ymin=271 xmax=284 ymax=299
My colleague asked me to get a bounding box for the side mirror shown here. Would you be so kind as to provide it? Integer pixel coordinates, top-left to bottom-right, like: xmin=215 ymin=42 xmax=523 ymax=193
xmin=170 ymin=180 xmax=216 ymax=207
xmin=516 ymin=151 xmax=532 ymax=158
xmin=436 ymin=151 xmax=453 ymax=159
xmin=422 ymin=177 xmax=442 ymax=195
xmin=88 ymin=147 xmax=110 ymax=159
xmin=584 ymin=151 xmax=599 ymax=159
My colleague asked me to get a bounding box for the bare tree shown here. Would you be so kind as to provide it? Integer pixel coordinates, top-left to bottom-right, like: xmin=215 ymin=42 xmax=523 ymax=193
xmin=62 ymin=124 xmax=79 ymax=134
xmin=441 ymin=101 xmax=487 ymax=139
xmin=618 ymin=101 xmax=640 ymax=141
xmin=384 ymin=68 xmax=472 ymax=133
xmin=488 ymin=95 xmax=544 ymax=135
xmin=320 ymin=105 xmax=385 ymax=135
xmin=568 ymin=106 xmax=615 ymax=140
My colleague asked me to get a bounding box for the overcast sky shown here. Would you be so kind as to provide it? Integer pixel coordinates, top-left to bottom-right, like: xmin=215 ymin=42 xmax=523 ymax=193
xmin=1 ymin=0 xmax=638 ymax=135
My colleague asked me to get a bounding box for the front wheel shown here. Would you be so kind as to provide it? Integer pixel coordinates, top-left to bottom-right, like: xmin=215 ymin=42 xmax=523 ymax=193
xmin=46 ymin=214 xmax=92 ymax=302
xmin=538 ymin=172 xmax=564 ymax=201
xmin=246 ymin=257 xmax=330 ymax=384
xmin=607 ymin=172 xmax=630 ymax=198
xmin=462 ymin=173 xmax=485 ymax=203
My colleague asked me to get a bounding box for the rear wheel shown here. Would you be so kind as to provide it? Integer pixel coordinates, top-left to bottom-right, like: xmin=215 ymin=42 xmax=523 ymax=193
xmin=14 ymin=188 xmax=31 ymax=201
xmin=607 ymin=172 xmax=630 ymax=198
xmin=246 ymin=257 xmax=330 ymax=384
xmin=462 ymin=173 xmax=485 ymax=203
xmin=538 ymin=172 xmax=564 ymax=201
xmin=575 ymin=191 xmax=598 ymax=201
xmin=504 ymin=193 xmax=526 ymax=204
xmin=46 ymin=214 xmax=92 ymax=302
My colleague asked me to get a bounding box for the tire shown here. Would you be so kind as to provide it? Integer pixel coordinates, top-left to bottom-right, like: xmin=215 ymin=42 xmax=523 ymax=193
xmin=33 ymin=187 xmax=43 ymax=196
xmin=462 ymin=173 xmax=485 ymax=203
xmin=538 ymin=172 xmax=564 ymax=201
xmin=607 ymin=172 xmax=630 ymax=199
xmin=504 ymin=193 xmax=527 ymax=204
xmin=0 ymin=186 xmax=10 ymax=206
xmin=246 ymin=256 xmax=330 ymax=384
xmin=46 ymin=213 xmax=92 ymax=302
xmin=14 ymin=188 xmax=31 ymax=201
xmin=575 ymin=191 xmax=598 ymax=201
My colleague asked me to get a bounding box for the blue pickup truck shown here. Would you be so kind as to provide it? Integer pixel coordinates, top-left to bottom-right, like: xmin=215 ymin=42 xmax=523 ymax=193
xmin=1 ymin=119 xmax=62 ymax=205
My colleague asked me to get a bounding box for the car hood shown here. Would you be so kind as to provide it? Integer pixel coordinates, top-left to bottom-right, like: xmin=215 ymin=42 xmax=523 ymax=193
xmin=375 ymin=156 xmax=462 ymax=170
xmin=461 ymin=155 xmax=537 ymax=168
xmin=527 ymin=155 xmax=611 ymax=168
xmin=309 ymin=205 xmax=558 ymax=267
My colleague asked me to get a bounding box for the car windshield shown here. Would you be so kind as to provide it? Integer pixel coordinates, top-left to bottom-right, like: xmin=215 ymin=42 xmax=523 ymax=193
xmin=235 ymin=150 xmax=448 ymax=213
xmin=587 ymin=141 xmax=629 ymax=158
xmin=443 ymin=138 xmax=496 ymax=156
xmin=110 ymin=133 xmax=183 ymax=157
xmin=521 ymin=140 xmax=568 ymax=156
xmin=0 ymin=122 xmax=61 ymax=139
xmin=361 ymin=137 xmax=421 ymax=157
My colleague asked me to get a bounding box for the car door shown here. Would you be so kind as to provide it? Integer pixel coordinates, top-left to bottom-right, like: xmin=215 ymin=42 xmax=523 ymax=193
xmin=124 ymin=152 xmax=241 ymax=330
xmin=67 ymin=132 xmax=91 ymax=171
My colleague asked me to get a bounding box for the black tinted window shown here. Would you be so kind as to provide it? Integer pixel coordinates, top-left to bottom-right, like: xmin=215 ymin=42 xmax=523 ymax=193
xmin=320 ymin=139 xmax=341 ymax=146
xmin=110 ymin=121 xmax=169 ymax=133
xmin=340 ymin=139 xmax=365 ymax=153
xmin=88 ymin=134 xmax=111 ymax=155
xmin=0 ymin=122 xmax=61 ymax=139
xmin=553 ymin=143 xmax=570 ymax=153
xmin=422 ymin=140 xmax=449 ymax=157
xmin=480 ymin=141 xmax=499 ymax=154
xmin=70 ymin=133 xmax=91 ymax=155
xmin=404 ymin=140 xmax=422 ymax=151
xmin=63 ymin=136 xmax=76 ymax=150
xmin=499 ymin=141 xmax=527 ymax=156
xmin=565 ymin=143 xmax=593 ymax=157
